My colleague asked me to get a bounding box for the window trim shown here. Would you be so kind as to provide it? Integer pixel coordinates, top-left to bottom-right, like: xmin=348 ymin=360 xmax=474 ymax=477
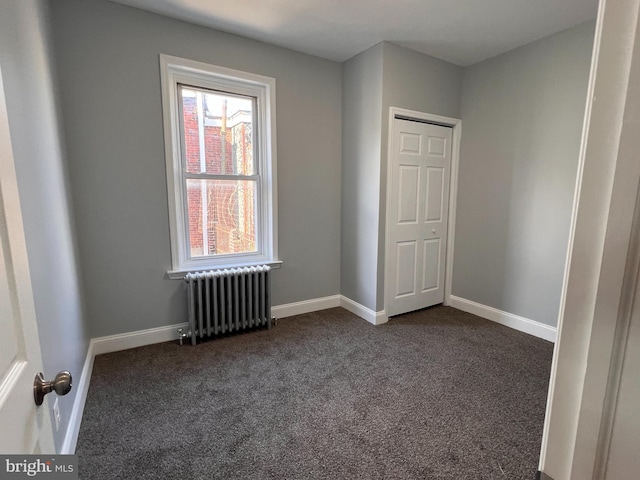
xmin=160 ymin=54 xmax=279 ymax=278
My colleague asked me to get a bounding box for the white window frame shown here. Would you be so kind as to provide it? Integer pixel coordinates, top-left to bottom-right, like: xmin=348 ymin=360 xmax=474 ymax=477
xmin=160 ymin=54 xmax=279 ymax=277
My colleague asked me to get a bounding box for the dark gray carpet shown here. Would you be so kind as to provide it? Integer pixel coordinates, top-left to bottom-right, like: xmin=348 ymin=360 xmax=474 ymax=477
xmin=76 ymin=306 xmax=553 ymax=479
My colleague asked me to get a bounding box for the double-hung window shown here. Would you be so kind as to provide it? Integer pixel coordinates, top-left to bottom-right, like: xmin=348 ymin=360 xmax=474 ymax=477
xmin=160 ymin=55 xmax=278 ymax=276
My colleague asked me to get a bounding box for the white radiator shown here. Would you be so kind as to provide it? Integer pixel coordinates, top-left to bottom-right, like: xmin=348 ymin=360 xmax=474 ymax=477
xmin=184 ymin=266 xmax=272 ymax=345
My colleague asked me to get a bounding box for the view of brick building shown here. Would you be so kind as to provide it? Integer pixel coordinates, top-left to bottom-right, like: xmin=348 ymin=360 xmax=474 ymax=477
xmin=181 ymin=87 xmax=256 ymax=258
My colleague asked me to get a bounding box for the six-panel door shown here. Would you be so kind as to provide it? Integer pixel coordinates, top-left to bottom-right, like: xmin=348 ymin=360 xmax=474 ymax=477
xmin=387 ymin=118 xmax=452 ymax=317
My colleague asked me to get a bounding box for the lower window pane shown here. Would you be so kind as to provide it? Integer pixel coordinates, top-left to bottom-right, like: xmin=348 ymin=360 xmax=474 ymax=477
xmin=186 ymin=179 xmax=257 ymax=257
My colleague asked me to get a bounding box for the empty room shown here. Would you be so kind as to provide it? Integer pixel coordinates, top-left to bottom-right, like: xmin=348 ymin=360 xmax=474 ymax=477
xmin=2 ymin=0 xmax=639 ymax=479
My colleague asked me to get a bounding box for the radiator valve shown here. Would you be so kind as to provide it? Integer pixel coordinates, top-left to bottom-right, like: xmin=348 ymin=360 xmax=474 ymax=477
xmin=177 ymin=328 xmax=189 ymax=346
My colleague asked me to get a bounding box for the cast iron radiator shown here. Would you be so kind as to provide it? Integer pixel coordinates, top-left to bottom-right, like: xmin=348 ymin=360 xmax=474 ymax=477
xmin=183 ymin=266 xmax=272 ymax=345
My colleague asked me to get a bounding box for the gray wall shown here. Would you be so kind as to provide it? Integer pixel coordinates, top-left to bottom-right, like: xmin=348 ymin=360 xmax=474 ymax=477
xmin=378 ymin=43 xmax=462 ymax=310
xmin=49 ymin=0 xmax=342 ymax=338
xmin=340 ymin=44 xmax=384 ymax=311
xmin=381 ymin=42 xmax=462 ymax=119
xmin=44 ymin=0 xmax=593 ymax=340
xmin=341 ymin=42 xmax=463 ymax=312
xmin=454 ymin=21 xmax=595 ymax=327
xmin=0 ymin=0 xmax=88 ymax=451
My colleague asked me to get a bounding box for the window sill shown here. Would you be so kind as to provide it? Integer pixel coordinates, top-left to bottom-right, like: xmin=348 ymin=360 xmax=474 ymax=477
xmin=167 ymin=260 xmax=283 ymax=280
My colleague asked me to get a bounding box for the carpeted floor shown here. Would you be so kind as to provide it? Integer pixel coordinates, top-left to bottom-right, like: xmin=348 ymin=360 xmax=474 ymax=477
xmin=76 ymin=306 xmax=553 ymax=479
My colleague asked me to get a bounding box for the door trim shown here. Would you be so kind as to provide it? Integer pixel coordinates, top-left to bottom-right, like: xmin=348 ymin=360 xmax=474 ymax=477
xmin=384 ymin=107 xmax=462 ymax=315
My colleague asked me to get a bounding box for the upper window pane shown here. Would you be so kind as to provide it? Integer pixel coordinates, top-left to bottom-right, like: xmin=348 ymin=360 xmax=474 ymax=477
xmin=180 ymin=85 xmax=255 ymax=176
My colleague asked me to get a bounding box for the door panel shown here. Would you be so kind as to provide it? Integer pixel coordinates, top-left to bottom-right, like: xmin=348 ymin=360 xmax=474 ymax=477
xmin=395 ymin=241 xmax=417 ymax=297
xmin=0 ymin=68 xmax=54 ymax=453
xmin=427 ymin=135 xmax=446 ymax=156
xmin=387 ymin=118 xmax=452 ymax=317
xmin=400 ymin=131 xmax=422 ymax=154
xmin=425 ymin=167 xmax=445 ymax=222
xmin=422 ymin=239 xmax=441 ymax=292
xmin=397 ymin=165 xmax=420 ymax=223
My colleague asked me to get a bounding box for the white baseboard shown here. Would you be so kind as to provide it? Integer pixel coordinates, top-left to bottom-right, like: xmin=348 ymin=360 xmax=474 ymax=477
xmin=340 ymin=296 xmax=388 ymax=325
xmin=272 ymin=295 xmax=341 ymax=318
xmin=449 ymin=295 xmax=557 ymax=343
xmin=272 ymin=294 xmax=388 ymax=326
xmin=60 ymin=341 xmax=94 ymax=454
xmin=91 ymin=322 xmax=190 ymax=356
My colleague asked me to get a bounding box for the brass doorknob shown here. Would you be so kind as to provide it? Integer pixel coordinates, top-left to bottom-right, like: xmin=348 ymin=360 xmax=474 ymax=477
xmin=33 ymin=371 xmax=72 ymax=406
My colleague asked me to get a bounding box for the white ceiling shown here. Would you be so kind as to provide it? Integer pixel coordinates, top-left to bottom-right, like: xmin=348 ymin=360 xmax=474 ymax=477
xmin=109 ymin=0 xmax=599 ymax=66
